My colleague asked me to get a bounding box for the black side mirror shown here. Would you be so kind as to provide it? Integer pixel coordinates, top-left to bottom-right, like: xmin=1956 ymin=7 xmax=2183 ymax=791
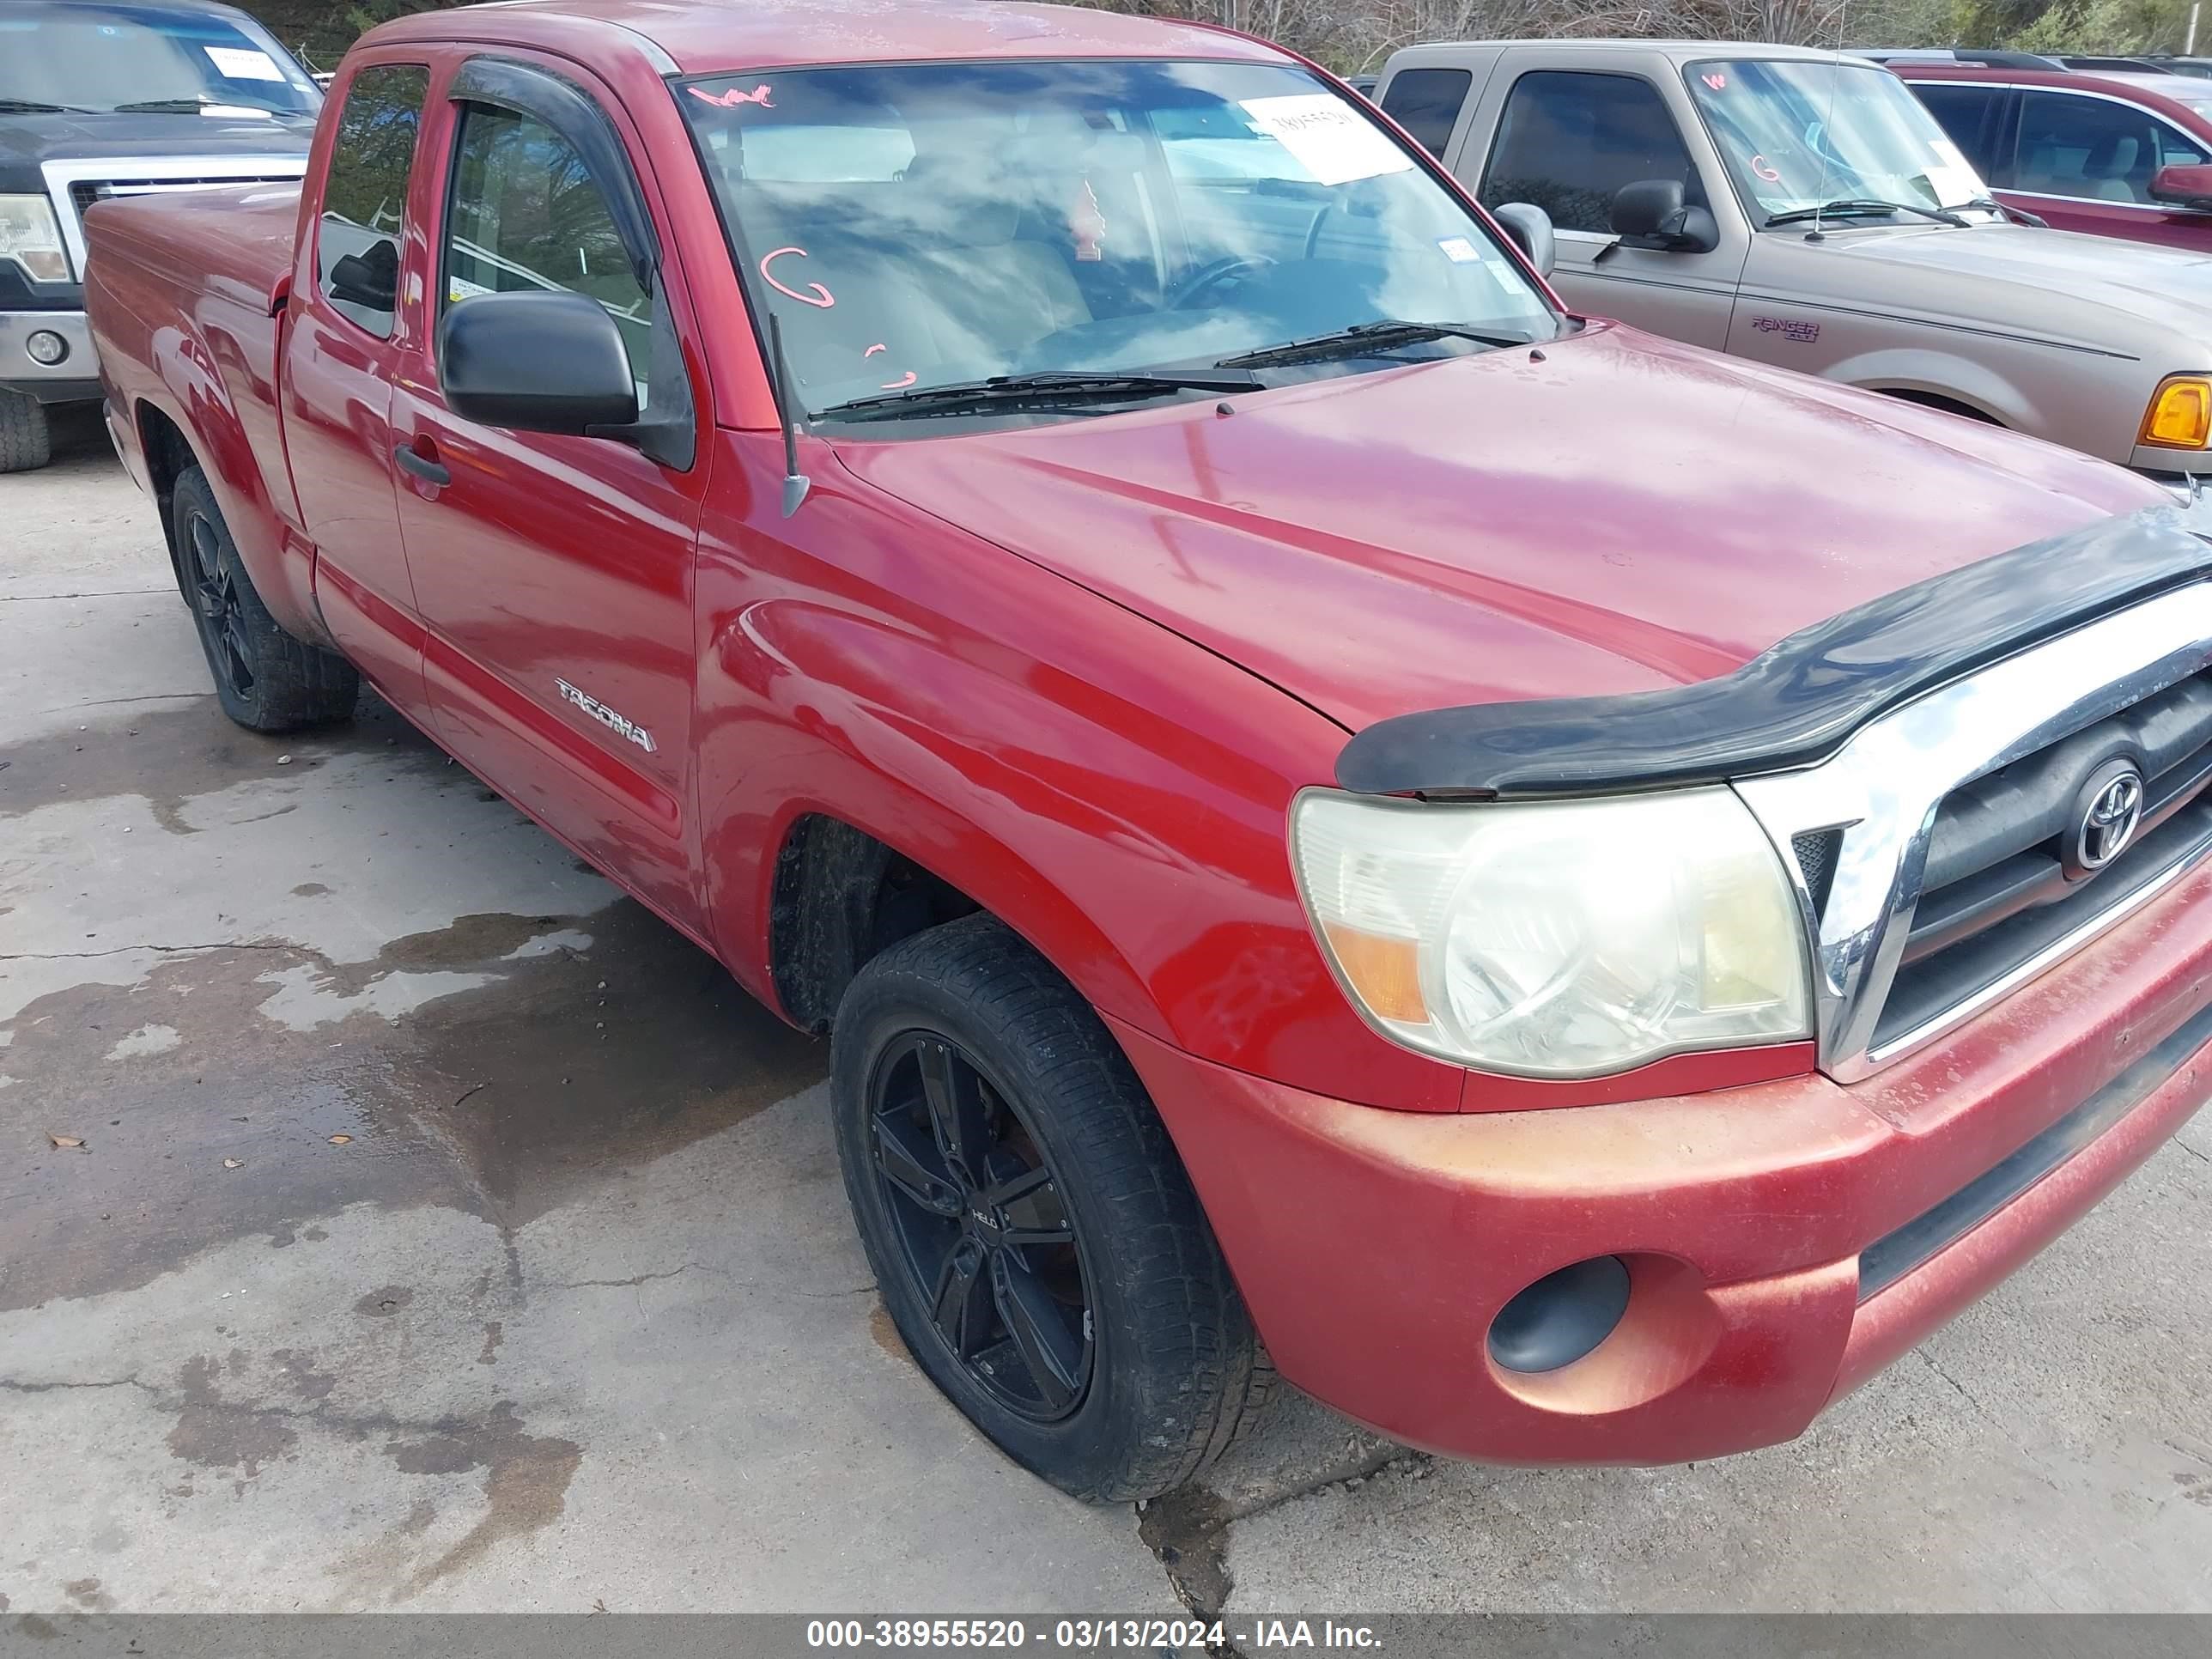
xmin=328 ymin=243 xmax=395 ymax=309
xmin=439 ymin=289 xmax=639 ymax=436
xmin=1490 ymin=202 xmax=1556 ymax=278
xmin=1611 ymin=179 xmax=1720 ymax=253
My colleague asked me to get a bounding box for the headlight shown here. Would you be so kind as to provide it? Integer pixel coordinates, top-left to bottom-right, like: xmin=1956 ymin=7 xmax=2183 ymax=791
xmin=1291 ymin=787 xmax=1812 ymax=1078
xmin=0 ymin=193 xmax=69 ymax=283
xmin=2140 ymin=374 xmax=2212 ymax=450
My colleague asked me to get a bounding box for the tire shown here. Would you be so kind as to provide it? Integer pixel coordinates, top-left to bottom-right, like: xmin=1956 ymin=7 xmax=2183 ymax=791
xmin=171 ymin=465 xmax=358 ymax=732
xmin=0 ymin=389 xmax=52 ymax=472
xmin=833 ymin=913 xmax=1266 ymax=1502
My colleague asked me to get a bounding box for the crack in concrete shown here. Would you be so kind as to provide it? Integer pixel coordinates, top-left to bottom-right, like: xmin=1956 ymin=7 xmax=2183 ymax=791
xmin=1 ymin=588 xmax=174 ymax=603
xmin=1911 ymin=1347 xmax=2072 ymax=1525
xmin=3 ymin=1366 xmax=477 ymax=1443
xmin=544 ymin=1263 xmax=876 ymax=1298
xmin=1134 ymin=1441 xmax=1424 ymax=1641
xmin=0 ymin=941 xmax=290 ymax=963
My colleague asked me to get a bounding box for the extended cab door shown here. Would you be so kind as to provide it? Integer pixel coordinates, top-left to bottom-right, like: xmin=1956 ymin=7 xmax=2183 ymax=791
xmin=282 ymin=53 xmax=435 ymax=710
xmin=1455 ymin=55 xmax=1747 ymax=348
xmin=389 ymin=53 xmax=713 ymax=939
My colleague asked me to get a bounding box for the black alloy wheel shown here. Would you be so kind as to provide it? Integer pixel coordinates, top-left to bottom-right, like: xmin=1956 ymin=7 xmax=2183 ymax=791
xmin=186 ymin=508 xmax=256 ymax=701
xmin=166 ymin=465 xmax=359 ymax=732
xmin=831 ymin=911 xmax=1270 ymax=1500
xmin=867 ymin=1031 xmax=1094 ymax=1420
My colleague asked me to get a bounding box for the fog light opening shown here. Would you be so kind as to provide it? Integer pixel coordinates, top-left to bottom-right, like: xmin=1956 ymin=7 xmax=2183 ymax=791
xmin=25 ymin=329 xmax=68 ymax=367
xmin=1487 ymin=1255 xmax=1632 ymax=1374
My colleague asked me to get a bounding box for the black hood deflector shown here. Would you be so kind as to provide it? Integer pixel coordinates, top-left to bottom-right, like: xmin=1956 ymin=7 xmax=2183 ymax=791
xmin=1335 ymin=507 xmax=2212 ymax=800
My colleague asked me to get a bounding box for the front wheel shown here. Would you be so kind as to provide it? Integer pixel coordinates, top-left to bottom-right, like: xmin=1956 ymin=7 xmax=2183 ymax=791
xmin=171 ymin=465 xmax=359 ymax=732
xmin=832 ymin=913 xmax=1266 ymax=1501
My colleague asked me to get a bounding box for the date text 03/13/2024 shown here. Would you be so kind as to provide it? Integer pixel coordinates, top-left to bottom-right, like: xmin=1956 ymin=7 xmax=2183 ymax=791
xmin=804 ymin=1619 xmax=1382 ymax=1650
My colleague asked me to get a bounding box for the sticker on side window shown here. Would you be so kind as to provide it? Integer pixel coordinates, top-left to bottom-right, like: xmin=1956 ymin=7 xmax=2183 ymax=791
xmin=1236 ymin=94 xmax=1414 ymax=187
xmin=205 ymin=46 xmax=285 ymax=81
xmin=447 ymin=275 xmax=491 ymax=304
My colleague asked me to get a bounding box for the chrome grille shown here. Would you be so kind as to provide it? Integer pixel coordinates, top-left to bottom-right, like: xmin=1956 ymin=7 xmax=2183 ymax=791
xmin=1735 ymin=582 xmax=2212 ymax=1083
xmin=40 ymin=155 xmax=307 ymax=279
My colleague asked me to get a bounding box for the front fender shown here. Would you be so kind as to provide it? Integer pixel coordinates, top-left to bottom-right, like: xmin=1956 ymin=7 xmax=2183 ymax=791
xmin=691 ymin=438 xmax=1465 ymax=1114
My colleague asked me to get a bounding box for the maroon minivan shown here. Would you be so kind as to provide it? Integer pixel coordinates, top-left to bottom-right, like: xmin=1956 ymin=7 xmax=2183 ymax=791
xmin=1896 ymin=64 xmax=2212 ymax=250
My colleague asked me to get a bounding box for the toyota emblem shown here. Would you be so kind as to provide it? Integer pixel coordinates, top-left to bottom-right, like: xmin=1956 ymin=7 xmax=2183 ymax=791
xmin=2074 ymin=765 xmax=2145 ymax=873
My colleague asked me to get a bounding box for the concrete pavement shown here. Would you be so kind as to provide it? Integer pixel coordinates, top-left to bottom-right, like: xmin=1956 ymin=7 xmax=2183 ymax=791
xmin=3 ymin=409 xmax=2209 ymax=1617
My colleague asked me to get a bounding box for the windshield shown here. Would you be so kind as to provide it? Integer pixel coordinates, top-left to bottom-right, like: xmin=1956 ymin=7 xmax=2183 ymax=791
xmin=1686 ymin=58 xmax=1990 ymax=222
xmin=0 ymin=3 xmax=320 ymax=117
xmin=681 ymin=59 xmax=1556 ymax=422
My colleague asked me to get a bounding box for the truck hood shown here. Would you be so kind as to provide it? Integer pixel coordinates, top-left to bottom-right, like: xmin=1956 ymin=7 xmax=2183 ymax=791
xmin=836 ymin=321 xmax=2168 ymax=732
xmin=0 ymin=109 xmax=313 ymax=191
xmin=1764 ymin=220 xmax=2212 ymax=347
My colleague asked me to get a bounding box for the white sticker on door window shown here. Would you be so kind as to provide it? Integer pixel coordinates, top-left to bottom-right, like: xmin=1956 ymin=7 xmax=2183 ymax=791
xmin=205 ymin=46 xmax=286 ymax=81
xmin=1237 ymin=93 xmax=1414 ymax=187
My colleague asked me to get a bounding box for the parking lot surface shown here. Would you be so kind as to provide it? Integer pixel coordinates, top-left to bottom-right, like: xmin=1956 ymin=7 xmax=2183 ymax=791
xmin=4 ymin=411 xmax=2211 ymax=1615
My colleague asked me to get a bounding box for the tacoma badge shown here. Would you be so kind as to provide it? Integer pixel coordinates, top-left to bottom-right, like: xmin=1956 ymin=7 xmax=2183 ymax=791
xmin=555 ymin=678 xmax=657 ymax=754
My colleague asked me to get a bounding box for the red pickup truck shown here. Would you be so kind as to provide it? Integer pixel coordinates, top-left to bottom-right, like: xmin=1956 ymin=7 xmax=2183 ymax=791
xmin=86 ymin=0 xmax=2212 ymax=1503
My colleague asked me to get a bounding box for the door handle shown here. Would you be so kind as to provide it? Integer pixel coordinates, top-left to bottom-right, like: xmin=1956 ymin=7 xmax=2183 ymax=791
xmin=393 ymin=441 xmax=450 ymax=488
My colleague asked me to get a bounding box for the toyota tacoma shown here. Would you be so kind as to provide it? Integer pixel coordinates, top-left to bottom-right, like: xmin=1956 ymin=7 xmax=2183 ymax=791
xmin=85 ymin=0 xmax=2212 ymax=1501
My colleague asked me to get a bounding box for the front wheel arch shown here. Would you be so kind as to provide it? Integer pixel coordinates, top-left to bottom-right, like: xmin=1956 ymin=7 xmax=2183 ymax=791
xmin=1875 ymin=386 xmax=2004 ymax=424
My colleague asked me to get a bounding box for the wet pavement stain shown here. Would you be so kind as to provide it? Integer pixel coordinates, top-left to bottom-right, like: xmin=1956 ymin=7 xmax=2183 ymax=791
xmin=0 ymin=691 xmax=428 ymax=832
xmin=868 ymin=1302 xmax=912 ymax=1364
xmin=355 ymin=1287 xmax=415 ymax=1318
xmin=271 ymin=1350 xmax=337 ymax=1402
xmin=2 ymin=892 xmax=827 ymax=1310
xmin=384 ymin=1401 xmax=582 ymax=1595
xmin=164 ymin=1355 xmax=298 ymax=1480
xmin=477 ymin=1321 xmax=504 ymax=1365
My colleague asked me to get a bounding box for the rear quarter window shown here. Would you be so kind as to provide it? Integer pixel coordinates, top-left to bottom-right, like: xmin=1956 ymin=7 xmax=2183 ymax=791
xmin=317 ymin=64 xmax=430 ymax=339
xmin=1379 ymin=67 xmax=1472 ymax=160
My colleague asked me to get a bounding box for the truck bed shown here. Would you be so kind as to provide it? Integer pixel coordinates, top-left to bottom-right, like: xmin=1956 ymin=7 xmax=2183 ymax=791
xmin=84 ymin=182 xmax=315 ymax=636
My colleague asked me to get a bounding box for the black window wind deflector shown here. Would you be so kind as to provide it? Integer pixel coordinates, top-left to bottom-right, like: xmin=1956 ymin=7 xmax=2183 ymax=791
xmin=1335 ymin=508 xmax=2212 ymax=801
xmin=447 ymin=56 xmax=659 ymax=292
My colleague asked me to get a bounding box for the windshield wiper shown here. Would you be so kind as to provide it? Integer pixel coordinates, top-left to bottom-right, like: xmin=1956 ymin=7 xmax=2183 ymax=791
xmin=0 ymin=98 xmax=94 ymax=112
xmin=1217 ymin=318 xmax=1531 ymax=369
xmin=111 ymin=97 xmax=289 ymax=115
xmin=1765 ymin=198 xmax=1969 ymax=229
xmin=812 ymin=368 xmax=1260 ymax=422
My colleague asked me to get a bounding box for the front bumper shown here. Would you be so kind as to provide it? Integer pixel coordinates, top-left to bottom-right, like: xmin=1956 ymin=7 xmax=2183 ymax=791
xmin=0 ymin=308 xmax=95 ymax=399
xmin=1118 ymin=856 xmax=2212 ymax=1466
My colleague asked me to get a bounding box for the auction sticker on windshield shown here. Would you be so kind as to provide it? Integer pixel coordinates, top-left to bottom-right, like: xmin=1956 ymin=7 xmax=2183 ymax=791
xmin=1237 ymin=93 xmax=1414 ymax=186
xmin=204 ymin=46 xmax=286 ymax=80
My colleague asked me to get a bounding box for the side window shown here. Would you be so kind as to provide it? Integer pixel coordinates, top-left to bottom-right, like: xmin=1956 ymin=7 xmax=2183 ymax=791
xmin=1378 ymin=68 xmax=1473 ymax=161
xmin=442 ymin=103 xmax=653 ymax=396
xmin=2155 ymin=118 xmax=2209 ymax=168
xmin=2013 ymin=91 xmax=2162 ymax=203
xmin=1480 ymin=71 xmax=1699 ymax=234
xmin=1911 ymin=83 xmax=2002 ymax=175
xmin=317 ymin=64 xmax=429 ymax=338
